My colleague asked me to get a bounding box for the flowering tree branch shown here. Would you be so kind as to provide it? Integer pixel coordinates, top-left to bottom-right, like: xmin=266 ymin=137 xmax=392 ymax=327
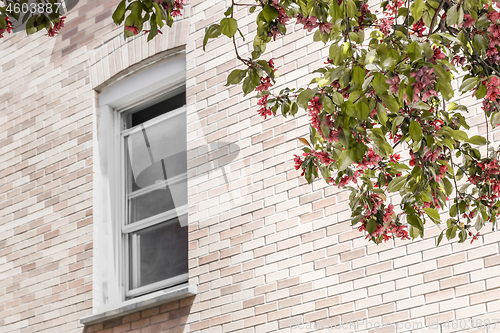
xmin=5 ymin=0 xmax=500 ymax=245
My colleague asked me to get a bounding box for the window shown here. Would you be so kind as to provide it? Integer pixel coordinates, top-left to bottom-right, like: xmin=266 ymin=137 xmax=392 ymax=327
xmin=120 ymin=87 xmax=188 ymax=298
xmin=87 ymin=52 xmax=196 ymax=322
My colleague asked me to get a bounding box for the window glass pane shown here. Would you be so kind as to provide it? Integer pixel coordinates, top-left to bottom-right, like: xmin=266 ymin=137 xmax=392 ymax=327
xmin=129 ymin=90 xmax=186 ymax=128
xmin=125 ymin=107 xmax=187 ymax=224
xmin=129 ymin=220 xmax=188 ymax=289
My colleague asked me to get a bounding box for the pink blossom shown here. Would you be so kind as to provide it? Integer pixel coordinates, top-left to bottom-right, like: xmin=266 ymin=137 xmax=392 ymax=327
xmin=386 ymin=75 xmax=400 ymax=94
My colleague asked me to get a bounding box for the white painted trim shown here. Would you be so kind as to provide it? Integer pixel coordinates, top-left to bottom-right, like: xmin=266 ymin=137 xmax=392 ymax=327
xmin=127 ymin=173 xmax=187 ymax=199
xmin=121 ymin=105 xmax=187 ymax=137
xmin=80 ymin=285 xmax=197 ymax=326
xmin=122 ymin=207 xmax=188 ymax=234
xmin=92 ymin=54 xmax=191 ymax=317
xmin=126 ymin=273 xmax=189 ymax=298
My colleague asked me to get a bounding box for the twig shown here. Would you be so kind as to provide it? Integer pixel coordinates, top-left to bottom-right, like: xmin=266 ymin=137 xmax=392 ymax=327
xmin=427 ymin=0 xmax=447 ymax=37
xmin=231 ymin=0 xmax=252 ymax=67
xmin=449 ymin=147 xmax=461 ymax=223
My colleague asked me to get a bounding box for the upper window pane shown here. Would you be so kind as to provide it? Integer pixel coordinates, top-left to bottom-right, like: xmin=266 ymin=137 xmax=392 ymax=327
xmin=126 ymin=90 xmax=186 ymax=128
xmin=124 ymin=92 xmax=187 ymax=225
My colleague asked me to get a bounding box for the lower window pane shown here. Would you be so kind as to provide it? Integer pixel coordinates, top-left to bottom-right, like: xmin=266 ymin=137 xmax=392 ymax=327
xmin=129 ymin=219 xmax=188 ymax=289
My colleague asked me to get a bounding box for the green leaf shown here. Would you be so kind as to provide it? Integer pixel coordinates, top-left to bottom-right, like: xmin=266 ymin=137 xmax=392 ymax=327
xmin=451 ymin=130 xmax=468 ymax=142
xmin=381 ymin=95 xmax=400 ymax=113
xmin=366 ymin=219 xmax=377 ymax=235
xmin=459 ymin=77 xmax=479 ymax=93
xmin=407 ymin=42 xmax=422 ymax=62
xmin=297 ymin=89 xmax=316 ymax=109
xmin=290 ymin=102 xmax=298 ymax=116
xmin=372 ymin=73 xmax=389 ymax=95
xmin=351 ymin=215 xmax=362 ymax=226
xmin=220 ymin=18 xmax=238 ymax=38
xmin=338 ymin=149 xmax=353 ymax=171
xmin=476 ymin=84 xmax=487 ymax=99
xmin=112 ymin=0 xmax=127 ymax=25
xmin=226 ymin=69 xmax=247 ymax=86
xmin=147 ymin=19 xmax=158 ymax=42
xmin=203 ymin=24 xmax=221 ymax=51
xmin=242 ymin=68 xmax=260 ymax=96
xmin=423 ymin=208 xmax=440 ymax=223
xmin=262 ymin=4 xmax=279 ymax=22
xmin=376 ymin=103 xmax=388 ymax=126
xmin=322 ymin=96 xmax=335 ymax=113
xmin=492 ymin=112 xmax=500 ymax=128
xmin=409 ymin=120 xmax=423 ymax=142
xmin=446 ymin=226 xmax=457 ymax=240
xmin=409 ymin=225 xmax=421 ymax=239
xmin=468 ymin=135 xmax=487 ymax=145
xmin=332 ymin=92 xmax=344 ymax=105
xmin=410 ymin=0 xmax=424 ymax=22
xmin=387 ymin=176 xmax=407 ymax=192
xmin=443 ymin=178 xmax=453 ymax=196
xmin=437 ymin=230 xmax=444 ymax=246
xmin=224 ymin=6 xmax=233 ymax=17
xmin=25 ymin=15 xmax=37 ymax=35
xmin=450 ymin=204 xmax=457 ymax=217
xmin=352 ymin=66 xmax=365 ymax=87
xmin=407 ymin=215 xmax=423 ymax=231
xmin=446 ymin=4 xmax=458 ymax=26
xmin=458 ymin=230 xmax=467 ymax=243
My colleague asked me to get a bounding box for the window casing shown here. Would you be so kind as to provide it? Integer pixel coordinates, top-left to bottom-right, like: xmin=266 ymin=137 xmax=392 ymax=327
xmin=91 ymin=52 xmax=194 ymax=317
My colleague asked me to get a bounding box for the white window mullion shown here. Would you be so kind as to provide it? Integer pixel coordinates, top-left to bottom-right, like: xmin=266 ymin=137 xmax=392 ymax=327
xmin=122 ymin=205 xmax=188 ymax=234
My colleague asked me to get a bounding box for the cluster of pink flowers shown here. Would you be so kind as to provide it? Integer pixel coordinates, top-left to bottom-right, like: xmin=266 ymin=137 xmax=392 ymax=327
xmin=330 ymin=80 xmax=351 ymax=99
xmin=257 ymin=95 xmax=273 ymax=119
xmin=486 ymin=76 xmax=500 ymax=101
xmin=358 ymin=148 xmax=382 ymax=169
xmin=125 ymin=25 xmax=139 ymax=35
xmin=452 ymin=55 xmax=467 ymax=67
xmin=356 ymin=195 xmax=410 ymax=242
xmin=255 ymin=59 xmax=278 ymax=119
xmin=461 ymin=14 xmax=476 ymax=28
xmin=296 ymin=14 xmax=332 ymax=34
xmin=468 ymin=159 xmax=500 ymax=203
xmin=377 ymin=0 xmax=404 ymax=35
xmin=430 ymin=46 xmax=446 ymax=64
xmin=409 ymin=146 xmax=445 ymax=168
xmin=306 ymin=96 xmax=342 ymax=142
xmin=422 ymin=191 xmax=445 ymax=209
xmin=256 ymin=77 xmax=273 ymax=92
xmin=267 ymin=0 xmax=291 ymax=39
xmin=411 ymin=18 xmax=425 ymax=37
xmin=0 ymin=17 xmax=13 ymax=39
xmin=386 ymin=75 xmax=400 ymax=94
xmin=484 ymin=10 xmax=500 ymax=63
xmin=307 ymin=96 xmax=323 ymax=132
xmin=293 ymin=154 xmax=305 ymax=176
xmin=355 ymin=2 xmax=370 ymax=31
xmin=411 ymin=67 xmax=438 ymax=102
xmin=46 ymin=17 xmax=66 ymax=37
xmin=155 ymin=0 xmax=186 ymax=17
xmin=481 ymin=76 xmax=500 ymax=115
xmin=332 ymin=148 xmax=384 ymax=188
xmin=311 ymin=150 xmax=334 ymax=165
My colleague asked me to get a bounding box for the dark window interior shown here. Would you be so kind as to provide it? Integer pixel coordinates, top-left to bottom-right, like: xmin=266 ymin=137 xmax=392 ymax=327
xmin=129 ymin=91 xmax=186 ymax=128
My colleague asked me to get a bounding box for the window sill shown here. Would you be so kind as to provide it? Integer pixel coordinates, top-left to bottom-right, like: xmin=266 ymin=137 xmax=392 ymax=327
xmin=80 ymin=284 xmax=197 ymax=326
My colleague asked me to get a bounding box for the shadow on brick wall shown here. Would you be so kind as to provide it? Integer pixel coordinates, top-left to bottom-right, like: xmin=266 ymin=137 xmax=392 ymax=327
xmin=83 ymin=296 xmax=195 ymax=333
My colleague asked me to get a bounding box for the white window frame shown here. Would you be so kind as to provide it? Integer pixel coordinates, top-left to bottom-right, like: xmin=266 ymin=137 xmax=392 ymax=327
xmin=119 ymin=92 xmax=189 ymax=298
xmin=83 ymin=51 xmax=196 ymax=325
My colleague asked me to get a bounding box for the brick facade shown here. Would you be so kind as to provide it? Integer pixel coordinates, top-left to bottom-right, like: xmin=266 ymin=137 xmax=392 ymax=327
xmin=1 ymin=0 xmax=500 ymax=332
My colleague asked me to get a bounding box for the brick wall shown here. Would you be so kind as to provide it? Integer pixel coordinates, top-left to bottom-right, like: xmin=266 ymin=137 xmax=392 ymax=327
xmin=1 ymin=0 xmax=500 ymax=332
